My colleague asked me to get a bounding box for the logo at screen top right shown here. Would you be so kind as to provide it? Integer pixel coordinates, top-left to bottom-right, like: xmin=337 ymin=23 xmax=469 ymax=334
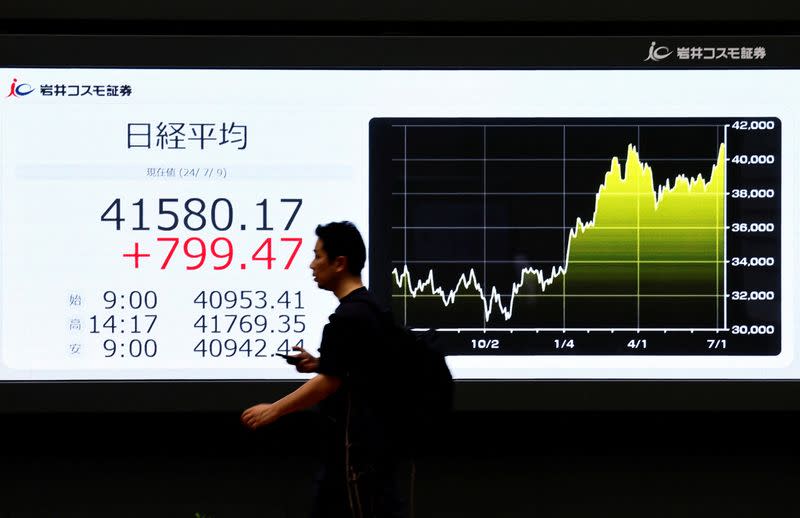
xmin=644 ymin=41 xmax=673 ymax=62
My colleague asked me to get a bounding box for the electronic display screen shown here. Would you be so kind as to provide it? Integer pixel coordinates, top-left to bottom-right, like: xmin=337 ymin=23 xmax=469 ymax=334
xmin=1 ymin=34 xmax=799 ymax=409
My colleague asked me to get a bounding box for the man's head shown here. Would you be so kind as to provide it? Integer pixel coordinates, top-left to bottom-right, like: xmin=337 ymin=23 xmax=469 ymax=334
xmin=310 ymin=221 xmax=366 ymax=292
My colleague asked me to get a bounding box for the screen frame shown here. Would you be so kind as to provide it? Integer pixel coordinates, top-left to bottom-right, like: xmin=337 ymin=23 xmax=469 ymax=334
xmin=1 ymin=31 xmax=799 ymax=412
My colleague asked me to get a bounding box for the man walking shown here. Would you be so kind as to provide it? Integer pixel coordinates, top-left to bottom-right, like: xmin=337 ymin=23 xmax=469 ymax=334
xmin=241 ymin=221 xmax=407 ymax=518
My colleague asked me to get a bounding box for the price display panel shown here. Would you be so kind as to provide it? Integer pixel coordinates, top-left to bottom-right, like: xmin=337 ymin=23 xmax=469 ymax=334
xmin=0 ymin=70 xmax=367 ymax=380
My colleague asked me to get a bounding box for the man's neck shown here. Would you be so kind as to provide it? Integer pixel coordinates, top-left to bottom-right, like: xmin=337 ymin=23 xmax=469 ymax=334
xmin=333 ymin=276 xmax=364 ymax=300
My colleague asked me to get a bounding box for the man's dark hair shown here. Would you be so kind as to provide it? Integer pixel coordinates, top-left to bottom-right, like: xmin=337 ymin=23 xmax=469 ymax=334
xmin=315 ymin=221 xmax=366 ymax=276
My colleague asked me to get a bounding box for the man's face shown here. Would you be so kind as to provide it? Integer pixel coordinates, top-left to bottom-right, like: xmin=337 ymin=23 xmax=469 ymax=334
xmin=309 ymin=238 xmax=339 ymax=291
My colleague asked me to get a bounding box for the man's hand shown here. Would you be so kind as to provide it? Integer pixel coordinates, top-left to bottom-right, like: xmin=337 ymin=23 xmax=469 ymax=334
xmin=291 ymin=345 xmax=319 ymax=373
xmin=240 ymin=374 xmax=341 ymax=431
xmin=240 ymin=403 xmax=279 ymax=430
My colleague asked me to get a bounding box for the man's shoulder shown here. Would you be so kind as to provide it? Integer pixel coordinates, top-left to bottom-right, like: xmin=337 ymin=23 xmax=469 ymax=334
xmin=331 ymin=288 xmax=382 ymax=322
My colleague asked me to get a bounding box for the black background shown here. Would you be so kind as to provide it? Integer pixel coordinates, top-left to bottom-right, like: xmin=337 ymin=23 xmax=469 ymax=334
xmin=2 ymin=0 xmax=800 ymax=23
xmin=3 ymin=2 xmax=800 ymax=517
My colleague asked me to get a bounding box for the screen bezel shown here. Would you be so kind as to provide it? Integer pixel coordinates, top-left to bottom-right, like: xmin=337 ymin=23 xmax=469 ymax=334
xmin=1 ymin=31 xmax=798 ymax=412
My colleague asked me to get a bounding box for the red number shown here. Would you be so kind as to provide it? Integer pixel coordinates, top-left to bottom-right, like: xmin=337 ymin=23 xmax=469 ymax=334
xmin=157 ymin=237 xmax=180 ymax=269
xmin=252 ymin=238 xmax=275 ymax=269
xmin=211 ymin=237 xmax=233 ymax=270
xmin=184 ymin=237 xmax=206 ymax=270
xmin=281 ymin=237 xmax=302 ymax=270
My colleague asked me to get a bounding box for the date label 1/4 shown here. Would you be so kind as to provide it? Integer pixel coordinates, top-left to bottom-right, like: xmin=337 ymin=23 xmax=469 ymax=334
xmin=472 ymin=339 xmax=500 ymax=349
xmin=554 ymin=339 xmax=575 ymax=349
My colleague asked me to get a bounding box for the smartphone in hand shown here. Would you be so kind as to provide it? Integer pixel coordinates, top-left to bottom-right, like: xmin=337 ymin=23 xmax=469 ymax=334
xmin=275 ymin=352 xmax=301 ymax=365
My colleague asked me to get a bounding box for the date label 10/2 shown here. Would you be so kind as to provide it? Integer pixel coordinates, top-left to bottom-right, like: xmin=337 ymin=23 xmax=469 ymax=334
xmin=472 ymin=339 xmax=500 ymax=349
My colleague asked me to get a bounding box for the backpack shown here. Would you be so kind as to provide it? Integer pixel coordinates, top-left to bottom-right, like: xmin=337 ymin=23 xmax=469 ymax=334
xmin=367 ymin=304 xmax=454 ymax=452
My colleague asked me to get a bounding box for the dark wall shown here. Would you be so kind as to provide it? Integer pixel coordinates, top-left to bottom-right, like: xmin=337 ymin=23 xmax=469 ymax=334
xmin=2 ymin=410 xmax=800 ymax=517
xmin=2 ymin=3 xmax=800 ymax=517
xmin=2 ymin=0 xmax=800 ymax=23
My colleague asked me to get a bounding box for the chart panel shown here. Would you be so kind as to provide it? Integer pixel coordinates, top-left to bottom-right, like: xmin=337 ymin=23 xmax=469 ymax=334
xmin=371 ymin=118 xmax=781 ymax=355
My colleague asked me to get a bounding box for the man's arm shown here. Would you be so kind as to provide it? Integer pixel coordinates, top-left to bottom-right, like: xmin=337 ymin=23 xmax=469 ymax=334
xmin=240 ymin=373 xmax=341 ymax=430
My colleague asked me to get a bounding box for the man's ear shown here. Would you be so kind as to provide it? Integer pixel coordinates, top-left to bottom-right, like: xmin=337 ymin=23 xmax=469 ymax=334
xmin=333 ymin=255 xmax=348 ymax=273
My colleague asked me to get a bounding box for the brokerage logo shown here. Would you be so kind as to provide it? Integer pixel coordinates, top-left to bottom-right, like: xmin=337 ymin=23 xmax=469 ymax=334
xmin=644 ymin=41 xmax=673 ymax=62
xmin=6 ymin=78 xmax=34 ymax=98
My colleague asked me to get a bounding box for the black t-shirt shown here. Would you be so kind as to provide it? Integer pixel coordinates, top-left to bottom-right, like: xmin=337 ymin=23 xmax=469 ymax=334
xmin=316 ymin=287 xmax=399 ymax=461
